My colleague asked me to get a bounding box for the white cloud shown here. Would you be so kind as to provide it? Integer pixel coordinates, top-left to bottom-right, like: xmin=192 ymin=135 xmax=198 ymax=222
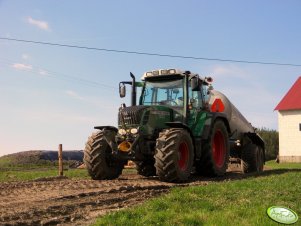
xmin=27 ymin=17 xmax=50 ymax=31
xmin=65 ymin=90 xmax=84 ymax=101
xmin=22 ymin=54 xmax=30 ymax=60
xmin=39 ymin=69 xmax=48 ymax=76
xmin=12 ymin=63 xmax=33 ymax=71
xmin=210 ymin=65 xmax=250 ymax=80
xmin=212 ymin=65 xmax=231 ymax=75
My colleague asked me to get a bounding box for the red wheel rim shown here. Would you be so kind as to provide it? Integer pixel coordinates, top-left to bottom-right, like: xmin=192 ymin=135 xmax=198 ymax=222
xmin=178 ymin=141 xmax=189 ymax=171
xmin=212 ymin=130 xmax=225 ymax=168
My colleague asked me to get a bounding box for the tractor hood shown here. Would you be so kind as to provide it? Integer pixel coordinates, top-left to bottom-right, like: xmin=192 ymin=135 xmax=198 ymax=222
xmin=118 ymin=105 xmax=181 ymax=134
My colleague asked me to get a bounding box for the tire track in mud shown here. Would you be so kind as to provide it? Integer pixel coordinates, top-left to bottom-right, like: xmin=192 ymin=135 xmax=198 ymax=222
xmin=0 ymin=174 xmax=191 ymax=225
xmin=0 ymin=165 xmax=249 ymax=226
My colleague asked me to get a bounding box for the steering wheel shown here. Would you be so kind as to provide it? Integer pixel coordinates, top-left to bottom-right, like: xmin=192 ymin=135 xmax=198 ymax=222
xmin=160 ymin=100 xmax=178 ymax=106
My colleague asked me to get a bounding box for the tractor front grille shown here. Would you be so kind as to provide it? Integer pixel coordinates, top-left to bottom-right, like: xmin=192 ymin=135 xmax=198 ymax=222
xmin=118 ymin=106 xmax=148 ymax=126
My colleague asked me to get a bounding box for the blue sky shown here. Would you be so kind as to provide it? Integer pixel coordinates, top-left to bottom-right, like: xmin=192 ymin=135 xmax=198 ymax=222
xmin=1 ymin=0 xmax=301 ymax=156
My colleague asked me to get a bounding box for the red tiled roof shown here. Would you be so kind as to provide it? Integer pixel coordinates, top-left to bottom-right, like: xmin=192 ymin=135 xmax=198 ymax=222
xmin=275 ymin=76 xmax=301 ymax=111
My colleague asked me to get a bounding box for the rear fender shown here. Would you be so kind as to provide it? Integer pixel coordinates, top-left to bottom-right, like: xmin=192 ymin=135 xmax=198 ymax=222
xmin=165 ymin=122 xmax=191 ymax=134
xmin=94 ymin=126 xmax=118 ymax=152
xmin=202 ymin=113 xmax=230 ymax=140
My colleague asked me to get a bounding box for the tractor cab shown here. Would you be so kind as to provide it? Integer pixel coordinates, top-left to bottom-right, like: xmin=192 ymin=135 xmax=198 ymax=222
xmin=119 ymin=69 xmax=213 ymax=125
xmin=142 ymin=69 xmax=212 ymax=109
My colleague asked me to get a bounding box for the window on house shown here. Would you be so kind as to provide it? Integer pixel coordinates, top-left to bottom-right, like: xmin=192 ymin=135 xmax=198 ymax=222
xmin=299 ymin=123 xmax=301 ymax=131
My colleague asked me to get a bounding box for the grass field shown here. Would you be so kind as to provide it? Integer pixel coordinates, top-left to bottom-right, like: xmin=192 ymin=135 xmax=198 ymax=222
xmin=0 ymin=168 xmax=89 ymax=182
xmin=94 ymin=161 xmax=301 ymax=226
xmin=0 ymin=155 xmax=87 ymax=181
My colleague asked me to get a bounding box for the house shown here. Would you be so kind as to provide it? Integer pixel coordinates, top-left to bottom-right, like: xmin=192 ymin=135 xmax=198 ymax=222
xmin=274 ymin=76 xmax=301 ymax=163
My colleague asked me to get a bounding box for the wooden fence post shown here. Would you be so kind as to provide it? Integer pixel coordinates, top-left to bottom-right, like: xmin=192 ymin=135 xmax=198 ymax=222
xmin=58 ymin=144 xmax=63 ymax=176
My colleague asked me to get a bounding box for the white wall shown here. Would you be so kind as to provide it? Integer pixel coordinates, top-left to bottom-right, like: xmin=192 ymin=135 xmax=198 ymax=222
xmin=278 ymin=110 xmax=301 ymax=163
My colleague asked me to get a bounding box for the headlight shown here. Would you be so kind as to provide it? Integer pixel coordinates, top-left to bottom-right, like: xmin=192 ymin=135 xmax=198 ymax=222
xmin=160 ymin=69 xmax=168 ymax=75
xmin=145 ymin=72 xmax=153 ymax=77
xmin=118 ymin=129 xmax=127 ymax=135
xmin=168 ymin=69 xmax=176 ymax=74
xmin=130 ymin=128 xmax=138 ymax=134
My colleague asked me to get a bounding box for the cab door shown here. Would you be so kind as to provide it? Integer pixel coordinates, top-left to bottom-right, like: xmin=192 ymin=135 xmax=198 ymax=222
xmin=188 ymin=84 xmax=209 ymax=137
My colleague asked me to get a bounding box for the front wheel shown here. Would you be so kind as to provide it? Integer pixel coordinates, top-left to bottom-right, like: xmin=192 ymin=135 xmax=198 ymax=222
xmin=196 ymin=120 xmax=229 ymax=176
xmin=84 ymin=130 xmax=125 ymax=180
xmin=155 ymin=128 xmax=194 ymax=182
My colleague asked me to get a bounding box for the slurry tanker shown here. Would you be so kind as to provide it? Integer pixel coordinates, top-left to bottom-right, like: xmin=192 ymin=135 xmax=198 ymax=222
xmin=84 ymin=69 xmax=265 ymax=182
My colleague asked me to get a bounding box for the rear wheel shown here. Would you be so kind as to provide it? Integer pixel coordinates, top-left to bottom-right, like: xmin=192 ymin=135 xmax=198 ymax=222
xmin=155 ymin=128 xmax=194 ymax=182
xmin=84 ymin=130 xmax=125 ymax=180
xmin=241 ymin=143 xmax=264 ymax=173
xmin=196 ymin=120 xmax=229 ymax=176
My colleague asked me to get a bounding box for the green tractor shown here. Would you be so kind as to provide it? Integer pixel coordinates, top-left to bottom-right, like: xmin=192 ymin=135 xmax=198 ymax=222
xmin=84 ymin=69 xmax=265 ymax=182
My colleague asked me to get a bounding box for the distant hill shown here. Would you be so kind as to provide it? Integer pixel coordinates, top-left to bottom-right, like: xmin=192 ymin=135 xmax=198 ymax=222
xmin=0 ymin=150 xmax=83 ymax=168
xmin=40 ymin=150 xmax=84 ymax=162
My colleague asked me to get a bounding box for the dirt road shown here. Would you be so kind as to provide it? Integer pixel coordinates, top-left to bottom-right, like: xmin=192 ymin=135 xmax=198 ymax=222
xmin=0 ymin=166 xmax=245 ymax=225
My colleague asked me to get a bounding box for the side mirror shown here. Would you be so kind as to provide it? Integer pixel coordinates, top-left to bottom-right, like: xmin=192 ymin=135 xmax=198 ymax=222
xmin=191 ymin=77 xmax=200 ymax=91
xmin=119 ymin=83 xmax=126 ymax=98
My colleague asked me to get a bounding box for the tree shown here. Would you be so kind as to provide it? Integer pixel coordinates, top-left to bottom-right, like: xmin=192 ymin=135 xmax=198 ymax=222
xmin=257 ymin=128 xmax=279 ymax=161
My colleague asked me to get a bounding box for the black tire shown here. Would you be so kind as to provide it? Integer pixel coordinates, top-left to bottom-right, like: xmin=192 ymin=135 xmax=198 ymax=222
xmin=241 ymin=143 xmax=264 ymax=173
xmin=135 ymin=160 xmax=156 ymax=177
xmin=154 ymin=128 xmax=194 ymax=182
xmin=84 ymin=131 xmax=125 ymax=180
xmin=196 ymin=120 xmax=229 ymax=176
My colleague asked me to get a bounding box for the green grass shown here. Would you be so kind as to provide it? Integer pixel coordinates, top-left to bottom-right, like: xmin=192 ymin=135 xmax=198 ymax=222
xmin=0 ymin=162 xmax=133 ymax=182
xmin=0 ymin=156 xmax=12 ymax=166
xmin=265 ymin=160 xmax=301 ymax=169
xmin=94 ymin=161 xmax=301 ymax=226
xmin=0 ymin=168 xmax=89 ymax=182
xmin=0 ymin=153 xmax=90 ymax=182
xmin=0 ymin=155 xmax=58 ymax=171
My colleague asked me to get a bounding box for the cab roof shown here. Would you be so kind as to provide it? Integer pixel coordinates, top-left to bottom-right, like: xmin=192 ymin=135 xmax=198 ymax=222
xmin=141 ymin=69 xmax=197 ymax=80
xmin=141 ymin=68 xmax=212 ymax=85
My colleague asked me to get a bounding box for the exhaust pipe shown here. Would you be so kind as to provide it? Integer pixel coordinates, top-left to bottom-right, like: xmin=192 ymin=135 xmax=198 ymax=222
xmin=130 ymin=72 xmax=136 ymax=106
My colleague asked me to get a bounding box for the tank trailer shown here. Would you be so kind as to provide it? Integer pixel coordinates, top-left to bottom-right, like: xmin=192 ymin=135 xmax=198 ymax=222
xmin=84 ymin=69 xmax=265 ymax=182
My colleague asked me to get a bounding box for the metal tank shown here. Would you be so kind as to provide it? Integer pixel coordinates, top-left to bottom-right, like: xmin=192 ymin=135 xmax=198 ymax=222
xmin=208 ymin=90 xmax=255 ymax=139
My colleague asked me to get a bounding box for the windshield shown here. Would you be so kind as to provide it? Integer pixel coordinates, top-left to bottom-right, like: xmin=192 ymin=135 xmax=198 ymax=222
xmin=140 ymin=78 xmax=184 ymax=107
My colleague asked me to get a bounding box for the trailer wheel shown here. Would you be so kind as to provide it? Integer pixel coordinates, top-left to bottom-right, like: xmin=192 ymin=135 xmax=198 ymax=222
xmin=155 ymin=128 xmax=194 ymax=182
xmin=135 ymin=160 xmax=156 ymax=177
xmin=241 ymin=143 xmax=264 ymax=173
xmin=196 ymin=120 xmax=229 ymax=176
xmin=84 ymin=131 xmax=125 ymax=180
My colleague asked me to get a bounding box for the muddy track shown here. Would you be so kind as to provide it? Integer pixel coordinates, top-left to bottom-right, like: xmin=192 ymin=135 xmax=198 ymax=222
xmin=0 ymin=165 xmax=250 ymax=226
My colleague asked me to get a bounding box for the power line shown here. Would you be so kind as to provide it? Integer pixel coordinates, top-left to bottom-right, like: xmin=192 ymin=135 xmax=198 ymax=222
xmin=1 ymin=37 xmax=301 ymax=67
xmin=0 ymin=57 xmax=116 ymax=89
